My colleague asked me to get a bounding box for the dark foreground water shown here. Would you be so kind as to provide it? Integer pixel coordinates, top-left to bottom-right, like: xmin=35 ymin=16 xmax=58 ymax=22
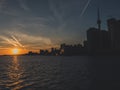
xmin=0 ymin=56 xmax=119 ymax=90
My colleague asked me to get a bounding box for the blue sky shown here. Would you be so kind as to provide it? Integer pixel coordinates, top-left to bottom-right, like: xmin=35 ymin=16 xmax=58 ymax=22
xmin=0 ymin=0 xmax=120 ymax=52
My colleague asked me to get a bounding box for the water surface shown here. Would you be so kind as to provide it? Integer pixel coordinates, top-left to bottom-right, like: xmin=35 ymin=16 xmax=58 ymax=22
xmin=0 ymin=56 xmax=117 ymax=90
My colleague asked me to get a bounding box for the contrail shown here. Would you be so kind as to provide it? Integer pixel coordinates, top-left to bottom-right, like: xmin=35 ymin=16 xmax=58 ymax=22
xmin=48 ymin=0 xmax=63 ymax=24
xmin=0 ymin=35 xmax=24 ymax=48
xmin=1 ymin=36 xmax=18 ymax=47
xmin=11 ymin=35 xmax=24 ymax=47
xmin=5 ymin=38 xmax=18 ymax=47
xmin=80 ymin=0 xmax=92 ymax=17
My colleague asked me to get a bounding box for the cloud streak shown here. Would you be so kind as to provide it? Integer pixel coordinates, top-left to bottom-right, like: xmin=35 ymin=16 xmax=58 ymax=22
xmin=80 ymin=0 xmax=92 ymax=17
xmin=0 ymin=0 xmax=31 ymax=17
xmin=0 ymin=31 xmax=53 ymax=50
xmin=0 ymin=0 xmax=7 ymax=9
xmin=48 ymin=0 xmax=63 ymax=24
xmin=11 ymin=35 xmax=24 ymax=47
xmin=17 ymin=0 xmax=30 ymax=11
xmin=0 ymin=35 xmax=24 ymax=48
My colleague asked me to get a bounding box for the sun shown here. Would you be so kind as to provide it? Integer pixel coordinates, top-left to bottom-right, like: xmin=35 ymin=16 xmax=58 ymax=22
xmin=12 ymin=48 xmax=19 ymax=55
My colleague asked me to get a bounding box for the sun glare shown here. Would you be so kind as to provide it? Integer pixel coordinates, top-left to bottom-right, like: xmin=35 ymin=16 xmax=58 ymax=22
xmin=12 ymin=48 xmax=19 ymax=55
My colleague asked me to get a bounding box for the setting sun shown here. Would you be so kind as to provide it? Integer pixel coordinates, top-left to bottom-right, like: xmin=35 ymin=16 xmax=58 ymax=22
xmin=12 ymin=48 xmax=19 ymax=55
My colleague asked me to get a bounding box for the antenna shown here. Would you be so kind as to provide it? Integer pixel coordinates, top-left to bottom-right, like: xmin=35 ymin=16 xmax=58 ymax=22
xmin=97 ymin=8 xmax=101 ymax=31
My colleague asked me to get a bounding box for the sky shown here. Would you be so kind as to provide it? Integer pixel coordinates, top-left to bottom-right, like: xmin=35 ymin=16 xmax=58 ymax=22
xmin=0 ymin=0 xmax=120 ymax=55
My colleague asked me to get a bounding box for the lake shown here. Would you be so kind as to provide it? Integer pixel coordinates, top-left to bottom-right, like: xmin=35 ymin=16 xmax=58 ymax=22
xmin=0 ymin=56 xmax=119 ymax=90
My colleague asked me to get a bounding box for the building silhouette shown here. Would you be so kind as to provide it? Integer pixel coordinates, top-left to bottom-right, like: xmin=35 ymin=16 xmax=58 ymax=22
xmin=100 ymin=30 xmax=111 ymax=50
xmin=24 ymin=9 xmax=120 ymax=56
xmin=39 ymin=49 xmax=49 ymax=55
xmin=60 ymin=43 xmax=85 ymax=55
xmin=87 ymin=28 xmax=101 ymax=52
xmin=27 ymin=51 xmax=38 ymax=55
xmin=86 ymin=9 xmax=111 ymax=54
xmin=107 ymin=18 xmax=120 ymax=51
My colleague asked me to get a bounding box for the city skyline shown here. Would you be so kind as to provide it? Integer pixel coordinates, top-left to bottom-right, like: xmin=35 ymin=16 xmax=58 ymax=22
xmin=0 ymin=0 xmax=120 ymax=55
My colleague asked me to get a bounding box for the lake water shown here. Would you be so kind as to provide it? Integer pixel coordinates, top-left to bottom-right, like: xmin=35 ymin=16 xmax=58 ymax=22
xmin=0 ymin=56 xmax=119 ymax=90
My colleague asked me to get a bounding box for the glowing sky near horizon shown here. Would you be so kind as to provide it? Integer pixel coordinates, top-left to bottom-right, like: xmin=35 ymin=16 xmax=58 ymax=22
xmin=0 ymin=0 xmax=120 ymax=55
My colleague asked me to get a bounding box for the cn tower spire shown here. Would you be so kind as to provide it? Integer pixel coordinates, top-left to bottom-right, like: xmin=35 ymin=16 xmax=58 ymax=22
xmin=97 ymin=8 xmax=101 ymax=31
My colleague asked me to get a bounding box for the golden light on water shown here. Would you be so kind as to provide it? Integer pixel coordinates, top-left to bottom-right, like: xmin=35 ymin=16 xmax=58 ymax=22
xmin=6 ymin=56 xmax=25 ymax=89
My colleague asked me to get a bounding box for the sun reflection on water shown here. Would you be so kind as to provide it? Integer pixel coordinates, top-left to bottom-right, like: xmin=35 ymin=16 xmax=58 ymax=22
xmin=8 ymin=56 xmax=21 ymax=81
xmin=6 ymin=56 xmax=25 ymax=90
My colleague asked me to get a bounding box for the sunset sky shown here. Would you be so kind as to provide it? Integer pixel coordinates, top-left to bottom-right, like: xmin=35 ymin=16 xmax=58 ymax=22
xmin=0 ymin=0 xmax=120 ymax=55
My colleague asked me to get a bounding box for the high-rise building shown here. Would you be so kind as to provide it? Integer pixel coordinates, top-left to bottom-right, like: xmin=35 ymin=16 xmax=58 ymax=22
xmin=107 ymin=18 xmax=120 ymax=50
xmin=86 ymin=8 xmax=111 ymax=53
xmin=87 ymin=28 xmax=110 ymax=53
xmin=87 ymin=28 xmax=101 ymax=52
xmin=100 ymin=30 xmax=111 ymax=50
xmin=87 ymin=8 xmax=102 ymax=53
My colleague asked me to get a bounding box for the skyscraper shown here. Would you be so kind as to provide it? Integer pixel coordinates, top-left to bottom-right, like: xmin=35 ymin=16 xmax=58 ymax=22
xmin=107 ymin=18 xmax=120 ymax=51
xmin=87 ymin=28 xmax=101 ymax=52
xmin=87 ymin=8 xmax=110 ymax=54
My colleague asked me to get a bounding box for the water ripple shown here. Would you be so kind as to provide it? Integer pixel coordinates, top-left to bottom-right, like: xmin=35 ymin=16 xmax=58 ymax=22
xmin=0 ymin=56 xmax=95 ymax=90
